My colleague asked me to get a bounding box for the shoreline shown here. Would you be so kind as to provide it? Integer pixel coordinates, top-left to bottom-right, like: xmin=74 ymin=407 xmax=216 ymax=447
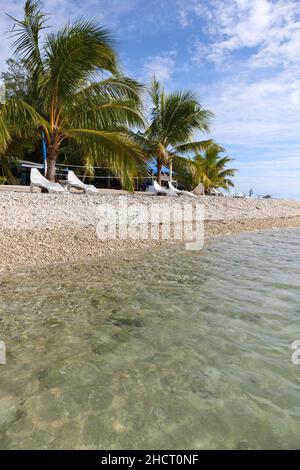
xmin=1 ymin=191 xmax=300 ymax=274
xmin=1 ymin=215 xmax=300 ymax=275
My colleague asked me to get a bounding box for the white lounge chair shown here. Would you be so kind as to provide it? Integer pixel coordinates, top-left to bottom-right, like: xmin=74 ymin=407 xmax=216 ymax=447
xmin=168 ymin=182 xmax=197 ymax=197
xmin=230 ymin=189 xmax=245 ymax=198
xmin=152 ymin=181 xmax=177 ymax=197
xmin=210 ymin=187 xmax=224 ymax=196
xmin=67 ymin=170 xmax=98 ymax=194
xmin=30 ymin=168 xmax=64 ymax=194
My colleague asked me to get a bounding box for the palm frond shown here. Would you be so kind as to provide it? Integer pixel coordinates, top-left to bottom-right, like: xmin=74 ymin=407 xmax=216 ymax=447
xmin=8 ymin=0 xmax=46 ymax=72
xmin=0 ymin=111 xmax=11 ymax=152
xmin=69 ymin=98 xmax=145 ymax=130
xmin=2 ymin=99 xmax=48 ymax=138
xmin=161 ymin=90 xmax=213 ymax=145
xmin=75 ymin=76 xmax=144 ymax=103
xmin=149 ymin=76 xmax=160 ymax=108
xmin=44 ymin=19 xmax=117 ymax=106
xmin=173 ymin=139 xmax=215 ymax=156
xmin=191 ymin=144 xmax=237 ymax=191
xmin=68 ymin=129 xmax=145 ymax=190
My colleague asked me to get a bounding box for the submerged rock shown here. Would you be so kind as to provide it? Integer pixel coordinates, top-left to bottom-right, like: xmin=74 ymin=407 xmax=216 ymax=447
xmin=236 ymin=439 xmax=251 ymax=450
xmin=91 ymin=342 xmax=118 ymax=355
xmin=0 ymin=397 xmax=18 ymax=430
xmin=36 ymin=366 xmax=65 ymax=388
xmin=111 ymin=317 xmax=144 ymax=328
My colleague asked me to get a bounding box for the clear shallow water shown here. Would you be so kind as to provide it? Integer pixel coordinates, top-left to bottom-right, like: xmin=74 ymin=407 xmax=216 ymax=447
xmin=1 ymin=229 xmax=300 ymax=450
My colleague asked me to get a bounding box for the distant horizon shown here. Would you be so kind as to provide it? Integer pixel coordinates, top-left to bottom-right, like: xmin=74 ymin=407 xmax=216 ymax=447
xmin=1 ymin=0 xmax=300 ymax=199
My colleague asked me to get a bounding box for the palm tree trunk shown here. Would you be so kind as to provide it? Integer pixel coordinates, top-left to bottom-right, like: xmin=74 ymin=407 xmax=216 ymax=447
xmin=46 ymin=144 xmax=58 ymax=182
xmin=157 ymin=163 xmax=162 ymax=185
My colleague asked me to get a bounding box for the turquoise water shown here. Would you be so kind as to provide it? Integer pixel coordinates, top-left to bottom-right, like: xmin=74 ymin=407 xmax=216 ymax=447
xmin=1 ymin=229 xmax=300 ymax=449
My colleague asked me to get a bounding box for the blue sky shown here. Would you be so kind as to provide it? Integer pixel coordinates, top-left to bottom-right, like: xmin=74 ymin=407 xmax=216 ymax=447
xmin=1 ymin=0 xmax=300 ymax=198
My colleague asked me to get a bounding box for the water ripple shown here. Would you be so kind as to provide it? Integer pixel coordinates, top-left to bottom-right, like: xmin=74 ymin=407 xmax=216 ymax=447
xmin=1 ymin=228 xmax=300 ymax=449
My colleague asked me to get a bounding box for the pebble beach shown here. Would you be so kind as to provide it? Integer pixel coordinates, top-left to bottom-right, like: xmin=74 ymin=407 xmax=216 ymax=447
xmin=1 ymin=191 xmax=300 ymax=273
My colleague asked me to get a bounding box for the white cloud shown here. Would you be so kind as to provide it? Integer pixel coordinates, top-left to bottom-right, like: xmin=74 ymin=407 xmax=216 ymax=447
xmin=185 ymin=6 xmax=300 ymax=166
xmin=183 ymin=0 xmax=300 ymax=70
xmin=141 ymin=51 xmax=177 ymax=84
xmin=0 ymin=0 xmax=138 ymax=72
xmin=0 ymin=1 xmax=24 ymax=72
xmin=182 ymin=0 xmax=300 ymax=198
xmin=202 ymin=69 xmax=300 ymax=146
xmin=233 ymin=153 xmax=300 ymax=198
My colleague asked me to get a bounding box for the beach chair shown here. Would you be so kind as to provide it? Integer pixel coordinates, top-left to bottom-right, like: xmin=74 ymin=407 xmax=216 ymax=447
xmin=30 ymin=168 xmax=64 ymax=194
xmin=210 ymin=187 xmax=224 ymax=196
xmin=229 ymin=189 xmax=245 ymax=198
xmin=67 ymin=170 xmax=98 ymax=194
xmin=168 ymin=182 xmax=197 ymax=197
xmin=148 ymin=181 xmax=177 ymax=197
xmin=153 ymin=180 xmax=178 ymax=197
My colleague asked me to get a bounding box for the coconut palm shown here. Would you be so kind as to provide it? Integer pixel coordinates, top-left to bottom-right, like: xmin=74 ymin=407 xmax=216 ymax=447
xmin=191 ymin=143 xmax=237 ymax=194
xmin=136 ymin=78 xmax=213 ymax=185
xmin=0 ymin=0 xmax=145 ymax=189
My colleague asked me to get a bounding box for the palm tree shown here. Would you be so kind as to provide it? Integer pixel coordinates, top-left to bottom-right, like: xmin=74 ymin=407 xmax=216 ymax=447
xmin=136 ymin=78 xmax=213 ymax=185
xmin=0 ymin=0 xmax=145 ymax=189
xmin=191 ymin=143 xmax=237 ymax=194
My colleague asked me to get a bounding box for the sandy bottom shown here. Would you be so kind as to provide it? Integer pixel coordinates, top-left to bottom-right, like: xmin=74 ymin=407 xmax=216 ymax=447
xmin=1 ymin=228 xmax=300 ymax=449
